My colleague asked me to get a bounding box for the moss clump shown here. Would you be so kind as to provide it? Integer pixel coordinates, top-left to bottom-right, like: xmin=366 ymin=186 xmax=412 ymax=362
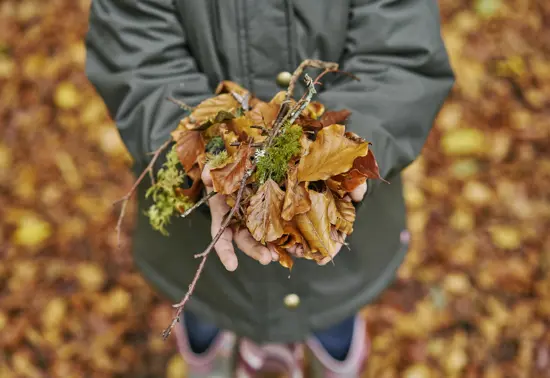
xmin=146 ymin=145 xmax=193 ymax=235
xmin=206 ymin=150 xmax=230 ymax=169
xmin=205 ymin=136 xmax=225 ymax=155
xmin=256 ymin=123 xmax=303 ymax=184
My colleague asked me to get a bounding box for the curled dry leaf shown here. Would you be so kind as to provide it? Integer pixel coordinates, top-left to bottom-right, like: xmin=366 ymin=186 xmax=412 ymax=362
xmin=186 ymin=94 xmax=239 ymax=128
xmin=282 ymin=165 xmax=311 ymax=221
xmin=298 ymin=109 xmax=351 ymax=130
xmin=295 ymin=190 xmax=337 ymax=257
xmin=227 ymin=116 xmax=265 ymax=142
xmin=171 ymin=129 xmax=205 ymax=173
xmin=297 ymin=124 xmax=369 ymax=182
xmin=246 ymin=179 xmax=285 ymax=243
xmin=327 ymin=192 xmax=356 ymax=235
xmin=210 ymin=145 xmax=253 ymax=195
xmin=248 ymin=101 xmax=280 ymax=128
xmin=273 ymin=245 xmax=294 ymax=270
xmin=177 ymin=166 xmax=203 ymax=202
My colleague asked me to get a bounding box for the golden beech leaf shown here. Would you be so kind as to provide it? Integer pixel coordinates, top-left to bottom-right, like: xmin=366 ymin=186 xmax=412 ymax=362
xmin=273 ymin=245 xmax=294 ymax=270
xmin=303 ymin=101 xmax=325 ymax=119
xmin=282 ymin=165 xmax=311 ymax=221
xmin=297 ymin=124 xmax=369 ymax=182
xmin=171 ymin=129 xmax=205 ymax=173
xmin=331 ymin=195 xmax=356 ymax=235
xmin=215 ymin=80 xmax=249 ymax=96
xmin=210 ymin=145 xmax=253 ymax=195
xmin=277 ymin=220 xmax=305 ymax=249
xmin=270 ymin=91 xmax=295 ymax=107
xmin=295 ymin=190 xmax=337 ymax=257
xmin=228 ymin=116 xmax=265 ymax=142
xmin=248 ymin=101 xmax=280 ymax=128
xmin=246 ymin=179 xmax=285 ymax=243
xmin=188 ymin=94 xmax=238 ymax=127
xmin=222 ymin=129 xmax=239 ymax=155
xmin=326 ymin=179 xmax=347 ymax=197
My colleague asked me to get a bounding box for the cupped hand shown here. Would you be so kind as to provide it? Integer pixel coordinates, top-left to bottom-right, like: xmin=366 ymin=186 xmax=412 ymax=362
xmin=202 ymin=165 xmax=273 ymax=271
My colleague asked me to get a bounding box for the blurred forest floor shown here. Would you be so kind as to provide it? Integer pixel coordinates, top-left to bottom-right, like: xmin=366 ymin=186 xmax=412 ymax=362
xmin=1 ymin=0 xmax=549 ymax=377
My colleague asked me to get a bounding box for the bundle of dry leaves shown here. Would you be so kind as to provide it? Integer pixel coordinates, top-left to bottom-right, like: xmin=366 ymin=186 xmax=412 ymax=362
xmin=116 ymin=60 xmax=386 ymax=337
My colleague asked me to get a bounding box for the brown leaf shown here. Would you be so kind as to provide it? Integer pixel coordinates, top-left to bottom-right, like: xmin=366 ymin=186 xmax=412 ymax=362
xmin=282 ymin=165 xmax=311 ymax=221
xmin=297 ymin=124 xmax=369 ymax=182
xmin=188 ymin=94 xmax=238 ymax=128
xmin=273 ymin=244 xmax=294 ymax=270
xmin=215 ymin=81 xmax=248 ymax=97
xmin=297 ymin=109 xmax=351 ymax=129
xmin=295 ymin=190 xmax=337 ymax=257
xmin=334 ymin=196 xmax=356 ymax=235
xmin=326 ymin=178 xmax=347 ymax=197
xmin=277 ymin=219 xmax=305 ymax=249
xmin=303 ymin=101 xmax=325 ymax=119
xmin=246 ymin=179 xmax=285 ymax=243
xmin=227 ymin=116 xmax=265 ymax=142
xmin=176 ymin=165 xmax=202 ymax=202
xmin=210 ymin=145 xmax=253 ymax=195
xmin=330 ymin=148 xmax=387 ymax=192
xmin=171 ymin=129 xmax=205 ymax=173
xmin=248 ymin=101 xmax=280 ymax=128
xmin=221 ymin=129 xmax=239 ymax=155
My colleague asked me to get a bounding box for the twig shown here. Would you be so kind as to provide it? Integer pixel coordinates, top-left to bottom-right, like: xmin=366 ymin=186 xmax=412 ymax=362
xmin=180 ymin=191 xmax=216 ymax=218
xmin=285 ymin=59 xmax=339 ymax=102
xmin=166 ymin=96 xmax=193 ymax=112
xmin=162 ymin=155 xmax=254 ymax=339
xmin=114 ymin=139 xmax=171 ymax=249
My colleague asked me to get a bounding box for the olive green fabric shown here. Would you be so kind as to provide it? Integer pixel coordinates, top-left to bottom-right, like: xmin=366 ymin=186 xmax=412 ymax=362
xmin=85 ymin=0 xmax=454 ymax=343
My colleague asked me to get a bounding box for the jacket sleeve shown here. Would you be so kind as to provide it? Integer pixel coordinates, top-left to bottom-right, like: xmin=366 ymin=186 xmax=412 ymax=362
xmin=84 ymin=0 xmax=212 ymax=167
xmin=317 ymin=0 xmax=455 ymax=191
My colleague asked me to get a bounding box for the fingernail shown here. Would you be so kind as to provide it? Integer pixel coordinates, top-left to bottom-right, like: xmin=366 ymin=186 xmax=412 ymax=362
xmin=224 ymin=256 xmax=238 ymax=271
xmin=260 ymin=250 xmax=272 ymax=265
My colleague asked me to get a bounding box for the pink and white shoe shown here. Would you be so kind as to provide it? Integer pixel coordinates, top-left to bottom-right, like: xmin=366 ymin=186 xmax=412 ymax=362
xmin=174 ymin=316 xmax=237 ymax=378
xmin=235 ymin=339 xmax=305 ymax=378
xmin=305 ymin=316 xmax=370 ymax=378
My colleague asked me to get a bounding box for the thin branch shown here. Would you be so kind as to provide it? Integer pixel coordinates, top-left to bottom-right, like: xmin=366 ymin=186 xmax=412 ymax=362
xmin=180 ymin=191 xmax=216 ymax=218
xmin=166 ymin=96 xmax=193 ymax=112
xmin=285 ymin=59 xmax=339 ymax=102
xmin=114 ymin=139 xmax=171 ymax=249
xmin=162 ymin=156 xmax=254 ymax=339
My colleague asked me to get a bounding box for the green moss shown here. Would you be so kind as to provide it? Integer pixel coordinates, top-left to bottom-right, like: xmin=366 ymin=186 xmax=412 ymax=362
xmin=205 ymin=136 xmax=225 ymax=155
xmin=256 ymin=123 xmax=302 ymax=184
xmin=145 ymin=145 xmax=193 ymax=235
xmin=206 ymin=150 xmax=230 ymax=169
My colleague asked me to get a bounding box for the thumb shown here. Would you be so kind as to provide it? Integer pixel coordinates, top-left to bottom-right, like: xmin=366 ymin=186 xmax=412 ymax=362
xmin=349 ymin=181 xmax=367 ymax=202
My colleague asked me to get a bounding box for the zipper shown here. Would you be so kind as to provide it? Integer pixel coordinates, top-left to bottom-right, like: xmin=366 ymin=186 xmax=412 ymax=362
xmin=236 ymin=0 xmax=253 ymax=91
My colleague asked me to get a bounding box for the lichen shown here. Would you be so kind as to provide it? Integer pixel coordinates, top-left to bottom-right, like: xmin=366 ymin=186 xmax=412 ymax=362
xmin=255 ymin=123 xmax=303 ymax=184
xmin=145 ymin=145 xmax=193 ymax=235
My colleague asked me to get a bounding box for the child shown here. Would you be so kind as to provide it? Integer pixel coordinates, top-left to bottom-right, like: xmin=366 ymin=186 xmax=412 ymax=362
xmin=85 ymin=0 xmax=454 ymax=376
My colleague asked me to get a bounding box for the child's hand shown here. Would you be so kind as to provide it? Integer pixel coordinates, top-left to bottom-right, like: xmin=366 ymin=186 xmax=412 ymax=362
xmin=202 ymin=165 xmax=273 ymax=271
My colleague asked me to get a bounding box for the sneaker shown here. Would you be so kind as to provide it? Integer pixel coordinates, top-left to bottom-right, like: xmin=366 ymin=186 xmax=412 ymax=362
xmin=235 ymin=338 xmax=305 ymax=378
xmin=305 ymin=316 xmax=370 ymax=378
xmin=174 ymin=315 xmax=237 ymax=378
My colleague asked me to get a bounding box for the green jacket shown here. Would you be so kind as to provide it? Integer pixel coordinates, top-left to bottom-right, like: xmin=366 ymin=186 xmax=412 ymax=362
xmin=85 ymin=0 xmax=454 ymax=343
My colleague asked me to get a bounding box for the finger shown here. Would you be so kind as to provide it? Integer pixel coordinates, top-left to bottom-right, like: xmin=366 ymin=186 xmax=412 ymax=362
xmin=287 ymin=245 xmax=297 ymax=254
xmin=212 ymin=226 xmax=238 ymax=271
xmin=295 ymin=244 xmax=304 ymax=257
xmin=201 ymin=164 xmax=214 ymax=189
xmin=234 ymin=228 xmax=272 ymax=265
xmin=350 ymin=181 xmax=367 ymax=202
xmin=268 ymin=243 xmax=279 ymax=261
